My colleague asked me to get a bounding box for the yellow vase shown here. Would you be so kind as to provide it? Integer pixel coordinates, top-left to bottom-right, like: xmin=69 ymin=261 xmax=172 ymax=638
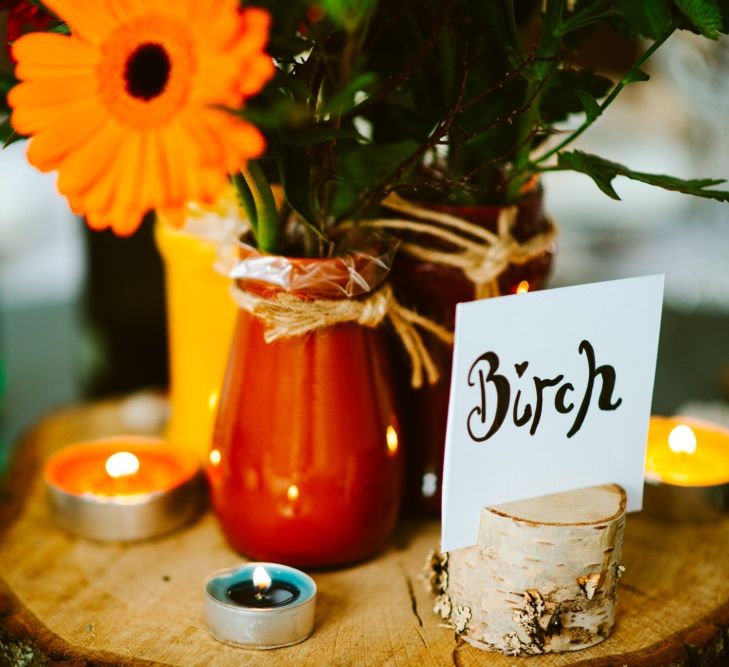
xmin=155 ymin=201 xmax=241 ymax=461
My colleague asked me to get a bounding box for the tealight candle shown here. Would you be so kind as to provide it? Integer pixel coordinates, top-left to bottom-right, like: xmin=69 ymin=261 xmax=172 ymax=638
xmin=205 ymin=563 xmax=316 ymax=649
xmin=44 ymin=436 xmax=202 ymax=541
xmin=643 ymin=416 xmax=729 ymax=520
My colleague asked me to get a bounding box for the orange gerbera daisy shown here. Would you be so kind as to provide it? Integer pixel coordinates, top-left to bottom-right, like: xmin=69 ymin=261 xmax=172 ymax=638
xmin=8 ymin=0 xmax=275 ymax=235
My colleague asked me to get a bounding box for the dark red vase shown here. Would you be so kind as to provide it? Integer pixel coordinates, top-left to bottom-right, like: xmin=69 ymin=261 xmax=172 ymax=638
xmin=390 ymin=189 xmax=555 ymax=514
xmin=209 ymin=246 xmax=403 ymax=567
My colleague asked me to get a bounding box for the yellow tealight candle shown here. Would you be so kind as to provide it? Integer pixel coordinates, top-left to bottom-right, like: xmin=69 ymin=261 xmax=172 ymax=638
xmin=44 ymin=437 xmax=202 ymax=540
xmin=643 ymin=416 xmax=729 ymax=521
xmin=645 ymin=416 xmax=729 ymax=487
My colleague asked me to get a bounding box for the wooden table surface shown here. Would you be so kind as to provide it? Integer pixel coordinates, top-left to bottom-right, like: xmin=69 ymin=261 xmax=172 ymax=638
xmin=2 ymin=399 xmax=729 ymax=666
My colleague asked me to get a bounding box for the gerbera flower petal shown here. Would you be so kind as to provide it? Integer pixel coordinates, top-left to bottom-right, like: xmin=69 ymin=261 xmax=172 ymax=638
xmin=80 ymin=136 xmax=147 ymax=234
xmin=136 ymin=131 xmax=160 ymax=209
xmin=25 ymin=102 xmax=106 ymax=170
xmin=188 ymin=0 xmax=240 ymax=35
xmin=42 ymin=0 xmax=119 ymax=43
xmin=177 ymin=109 xmax=226 ymax=168
xmin=10 ymin=96 xmax=99 ymax=136
xmin=158 ymin=123 xmax=196 ymax=208
xmin=10 ymin=1 xmax=273 ymax=236
xmin=225 ymin=119 xmax=267 ymax=164
xmin=238 ymin=54 xmax=276 ymax=97
xmin=56 ymin=121 xmax=125 ymax=195
xmin=9 ymin=76 xmax=98 ymax=112
xmin=12 ymin=32 xmax=98 ymax=78
xmin=104 ymin=0 xmax=151 ymax=24
xmin=240 ymin=8 xmax=273 ymax=52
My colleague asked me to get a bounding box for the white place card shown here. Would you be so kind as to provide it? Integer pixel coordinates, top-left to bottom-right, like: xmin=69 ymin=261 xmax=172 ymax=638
xmin=441 ymin=275 xmax=664 ymax=552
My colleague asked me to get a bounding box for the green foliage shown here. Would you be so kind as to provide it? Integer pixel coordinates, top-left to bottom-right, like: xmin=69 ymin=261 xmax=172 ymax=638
xmin=541 ymin=69 xmax=613 ymax=124
xmin=556 ymin=151 xmax=729 ymax=202
xmin=717 ymin=0 xmax=729 ymax=30
xmin=0 ymin=119 xmax=19 ymax=147
xmin=318 ymin=72 xmax=378 ymax=118
xmin=278 ymin=150 xmax=316 ymax=224
xmin=675 ymin=0 xmax=723 ymax=38
xmin=235 ymin=0 xmax=729 ymax=252
xmin=620 ymin=0 xmax=672 ymax=39
xmin=623 ymin=68 xmax=651 ymax=85
xmin=47 ymin=22 xmax=70 ymax=35
xmin=331 ymin=140 xmax=419 ymax=217
xmin=321 ymin=0 xmax=377 ymax=31
xmin=0 ymin=73 xmax=19 ymax=146
xmin=0 ymin=72 xmax=16 ymax=113
xmin=11 ymin=0 xmax=726 ymax=253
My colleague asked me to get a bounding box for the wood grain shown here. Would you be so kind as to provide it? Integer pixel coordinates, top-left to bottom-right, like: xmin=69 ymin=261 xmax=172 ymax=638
xmin=1 ymin=400 xmax=729 ymax=666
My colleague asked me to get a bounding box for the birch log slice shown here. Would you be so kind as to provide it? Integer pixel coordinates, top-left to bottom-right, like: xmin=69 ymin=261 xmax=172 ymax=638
xmin=2 ymin=401 xmax=729 ymax=666
xmin=432 ymin=485 xmax=626 ymax=656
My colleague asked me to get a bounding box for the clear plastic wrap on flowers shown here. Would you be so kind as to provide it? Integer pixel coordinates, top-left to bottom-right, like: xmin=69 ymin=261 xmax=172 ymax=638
xmin=228 ymin=230 xmax=399 ymax=300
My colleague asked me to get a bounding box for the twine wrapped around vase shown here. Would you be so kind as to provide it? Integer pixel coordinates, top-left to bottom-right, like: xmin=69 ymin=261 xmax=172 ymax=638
xmin=230 ymin=192 xmax=555 ymax=387
xmin=365 ymin=192 xmax=557 ymax=299
xmin=232 ymin=283 xmax=453 ymax=389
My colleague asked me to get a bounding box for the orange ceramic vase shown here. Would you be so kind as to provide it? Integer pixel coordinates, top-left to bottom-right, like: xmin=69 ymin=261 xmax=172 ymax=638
xmin=208 ymin=246 xmax=403 ymax=567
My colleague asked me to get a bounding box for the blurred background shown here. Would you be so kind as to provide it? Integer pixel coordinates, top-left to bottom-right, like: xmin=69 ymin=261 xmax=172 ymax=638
xmin=1 ymin=27 xmax=729 ymax=470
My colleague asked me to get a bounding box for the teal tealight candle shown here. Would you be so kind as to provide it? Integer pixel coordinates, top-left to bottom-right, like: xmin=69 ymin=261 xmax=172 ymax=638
xmin=204 ymin=562 xmax=316 ymax=649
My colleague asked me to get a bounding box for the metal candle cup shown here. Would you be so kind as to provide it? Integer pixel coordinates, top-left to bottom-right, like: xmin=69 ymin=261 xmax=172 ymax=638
xmin=205 ymin=563 xmax=317 ymax=649
xmin=44 ymin=436 xmax=202 ymax=541
xmin=643 ymin=416 xmax=729 ymax=521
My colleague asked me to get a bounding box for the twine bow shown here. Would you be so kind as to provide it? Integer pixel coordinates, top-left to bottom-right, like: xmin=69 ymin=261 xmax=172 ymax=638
xmin=229 ymin=192 xmax=555 ymax=387
xmin=365 ymin=192 xmax=557 ymax=298
xmin=232 ymin=283 xmax=454 ymax=388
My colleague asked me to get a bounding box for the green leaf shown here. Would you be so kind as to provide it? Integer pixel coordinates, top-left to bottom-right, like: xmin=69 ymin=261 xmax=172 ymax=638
xmin=231 ymin=173 xmax=258 ymax=235
xmin=556 ymin=150 xmax=729 ymax=202
xmin=540 ymin=68 xmax=612 ymax=124
xmin=241 ymin=99 xmax=314 ymax=131
xmin=267 ymin=34 xmax=313 ymax=61
xmin=0 ymin=74 xmax=16 ymax=98
xmin=620 ymin=0 xmax=672 ymax=39
xmin=332 ymin=140 xmax=419 ymax=217
xmin=321 ymin=0 xmax=377 ymax=31
xmin=319 ymin=72 xmax=378 ymax=118
xmin=675 ymin=0 xmax=723 ymax=38
xmin=48 ymin=22 xmax=71 ymax=35
xmin=1 ymin=118 xmax=20 ymax=148
xmin=1 ymin=72 xmax=18 ymax=117
xmin=623 ymin=68 xmax=651 ymax=85
xmin=574 ymin=90 xmax=602 ymax=123
xmin=275 ymin=74 xmax=317 ymax=104
xmin=282 ymin=126 xmax=363 ymax=147
xmin=278 ymin=150 xmax=316 ymax=224
xmin=717 ymin=0 xmax=729 ymax=32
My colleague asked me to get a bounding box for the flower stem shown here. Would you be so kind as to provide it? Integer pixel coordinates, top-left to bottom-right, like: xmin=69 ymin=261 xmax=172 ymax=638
xmin=533 ymin=25 xmax=675 ymax=165
xmin=240 ymin=161 xmax=279 ymax=254
xmin=505 ymin=0 xmax=563 ymax=202
xmin=232 ymin=172 xmax=258 ymax=238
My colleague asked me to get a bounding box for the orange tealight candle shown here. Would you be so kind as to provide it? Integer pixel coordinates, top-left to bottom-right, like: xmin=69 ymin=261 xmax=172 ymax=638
xmin=44 ymin=436 xmax=202 ymax=541
xmin=644 ymin=416 xmax=729 ymax=520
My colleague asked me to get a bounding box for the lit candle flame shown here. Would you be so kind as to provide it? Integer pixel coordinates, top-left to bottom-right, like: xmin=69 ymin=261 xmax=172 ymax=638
xmin=253 ymin=565 xmax=272 ymax=593
xmin=516 ymin=280 xmax=530 ymax=294
xmin=668 ymin=424 xmax=697 ymax=455
xmin=386 ymin=425 xmax=399 ymax=455
xmin=287 ymin=484 xmax=299 ymax=501
xmin=105 ymin=451 xmax=140 ymax=479
xmin=209 ymin=449 xmax=222 ymax=466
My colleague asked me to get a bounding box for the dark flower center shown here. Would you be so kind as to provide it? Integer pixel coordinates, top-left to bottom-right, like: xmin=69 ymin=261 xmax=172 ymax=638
xmin=124 ymin=43 xmax=171 ymax=101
